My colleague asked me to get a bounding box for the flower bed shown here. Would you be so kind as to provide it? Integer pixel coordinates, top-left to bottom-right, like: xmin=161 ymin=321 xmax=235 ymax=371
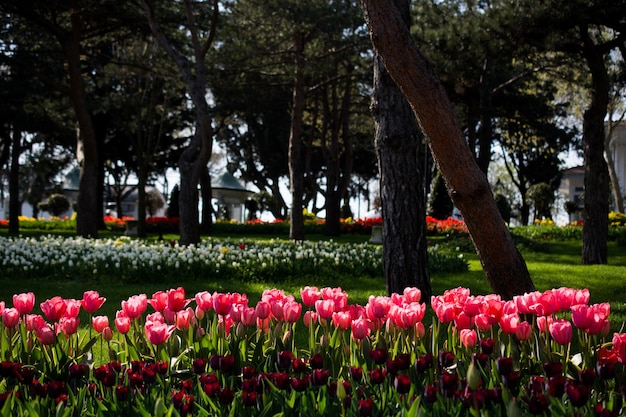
xmin=0 ymin=235 xmax=467 ymax=283
xmin=0 ymin=286 xmax=623 ymax=416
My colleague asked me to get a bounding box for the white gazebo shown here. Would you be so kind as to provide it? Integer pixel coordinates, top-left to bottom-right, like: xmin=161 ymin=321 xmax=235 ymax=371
xmin=211 ymin=171 xmax=254 ymax=223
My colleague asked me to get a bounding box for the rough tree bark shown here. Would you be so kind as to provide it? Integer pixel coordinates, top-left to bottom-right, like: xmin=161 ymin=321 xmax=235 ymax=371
xmin=370 ymin=0 xmax=430 ymax=299
xmin=360 ymin=0 xmax=535 ymax=299
xmin=66 ymin=1 xmax=99 ymax=238
xmin=581 ymin=27 xmax=610 ymax=265
xmin=143 ymin=0 xmax=216 ymax=245
xmin=8 ymin=128 xmax=21 ymax=235
xmin=288 ymin=32 xmax=306 ymax=240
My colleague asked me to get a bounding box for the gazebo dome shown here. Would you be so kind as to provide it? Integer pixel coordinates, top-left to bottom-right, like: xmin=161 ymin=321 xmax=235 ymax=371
xmin=211 ymin=171 xmax=254 ymax=204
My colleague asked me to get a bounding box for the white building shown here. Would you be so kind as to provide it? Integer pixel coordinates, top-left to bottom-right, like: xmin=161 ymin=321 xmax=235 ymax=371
xmin=560 ymin=122 xmax=626 ymax=223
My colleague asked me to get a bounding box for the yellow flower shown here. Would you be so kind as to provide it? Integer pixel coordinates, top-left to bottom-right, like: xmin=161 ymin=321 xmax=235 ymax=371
xmin=220 ymin=247 xmax=229 ymax=254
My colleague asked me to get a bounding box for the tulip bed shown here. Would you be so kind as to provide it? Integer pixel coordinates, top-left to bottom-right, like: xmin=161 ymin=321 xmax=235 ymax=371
xmin=0 ymin=285 xmax=624 ymax=417
xmin=0 ymin=235 xmax=468 ymax=284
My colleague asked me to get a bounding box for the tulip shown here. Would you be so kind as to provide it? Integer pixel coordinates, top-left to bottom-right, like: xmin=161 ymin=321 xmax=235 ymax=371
xmin=315 ymin=299 xmax=335 ymax=320
xmin=332 ymin=311 xmax=351 ymax=330
xmin=282 ymin=301 xmax=302 ymax=323
xmin=240 ymin=307 xmax=257 ymax=327
xmin=255 ymin=301 xmax=271 ymax=320
xmin=37 ymin=325 xmax=55 ymax=345
xmin=115 ymin=312 xmax=131 ymax=334
xmin=58 ymin=317 xmax=80 ymax=336
xmin=212 ymin=293 xmax=233 ymax=316
xmin=167 ymin=287 xmax=189 ymax=312
xmin=149 ymin=291 xmax=168 ymax=312
xmin=2 ymin=308 xmax=20 ymax=328
xmin=515 ymin=321 xmax=533 ymax=341
xmin=40 ymin=296 xmax=67 ymax=322
xmin=81 ymin=291 xmax=106 ymax=313
xmin=175 ymin=307 xmax=195 ymax=331
xmin=145 ymin=321 xmax=175 ymax=345
xmin=549 ymin=319 xmax=573 ymax=345
xmin=460 ymin=328 xmax=477 ymax=348
xmin=194 ymin=291 xmax=213 ymax=312
xmin=92 ymin=316 xmax=109 ymax=333
xmin=351 ymin=317 xmax=371 ymax=340
xmin=403 ymin=287 xmax=421 ymax=303
xmin=300 ymin=286 xmax=321 ymax=307
xmin=13 ymin=292 xmax=35 ymax=315
xmin=121 ymin=294 xmax=148 ymax=320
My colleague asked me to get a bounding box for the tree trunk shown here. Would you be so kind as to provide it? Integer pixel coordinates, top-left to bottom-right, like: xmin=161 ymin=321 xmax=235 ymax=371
xmin=199 ymin=166 xmax=213 ymax=235
xmin=581 ymin=27 xmax=609 ymax=265
xmin=137 ymin=165 xmax=148 ymax=238
xmin=360 ymin=0 xmax=535 ymax=299
xmin=289 ymin=33 xmax=306 ymax=240
xmin=8 ymin=127 xmax=21 ymax=235
xmin=65 ymin=5 xmax=99 ymax=238
xmin=325 ymin=65 xmax=354 ymax=237
xmin=373 ymin=47 xmax=431 ymax=298
xmin=604 ymin=122 xmax=623 ymax=213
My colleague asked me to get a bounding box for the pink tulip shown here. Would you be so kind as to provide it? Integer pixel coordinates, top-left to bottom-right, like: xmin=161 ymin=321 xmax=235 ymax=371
xmin=121 ymin=294 xmax=148 ymax=319
xmin=25 ymin=314 xmax=46 ymax=332
xmin=167 ymin=287 xmax=189 ymax=312
xmin=303 ymin=310 xmax=318 ymax=328
xmin=573 ymin=289 xmax=590 ymax=305
xmin=37 ymin=324 xmax=55 ymax=345
xmin=571 ymin=304 xmax=593 ymax=329
xmin=271 ymin=300 xmax=285 ymax=320
xmin=515 ymin=321 xmax=532 ymax=341
xmin=366 ymin=296 xmax=390 ymax=320
xmin=212 ymin=293 xmax=233 ymax=316
xmin=454 ymin=311 xmax=472 ymax=330
xmin=92 ymin=316 xmax=110 ymax=333
xmin=240 ymin=307 xmax=257 ymax=327
xmin=433 ymin=301 xmax=456 ymax=323
xmin=195 ymin=291 xmax=213 ymax=312
xmin=255 ymin=301 xmax=271 ymax=320
xmin=145 ymin=321 xmax=175 ymax=345
xmin=351 ymin=317 xmax=371 ymax=340
xmin=332 ymin=311 xmax=352 ymax=330
xmin=115 ymin=312 xmax=131 ymax=334
xmin=13 ymin=292 xmax=35 ymax=315
xmin=499 ymin=313 xmax=519 ymax=334
xmin=315 ymin=299 xmax=335 ymax=320
xmin=474 ymin=314 xmax=492 ymax=331
xmin=102 ymin=327 xmax=113 ymax=342
xmin=40 ymin=296 xmax=67 ymax=322
xmin=612 ymin=333 xmax=626 ymax=363
xmin=175 ymin=307 xmax=195 ymax=331
xmin=282 ymin=301 xmax=302 ymax=323
xmin=460 ymin=328 xmax=477 ymax=348
xmin=415 ymin=322 xmax=426 ymax=338
xmin=2 ymin=308 xmax=20 ymax=328
xmin=549 ymin=319 xmax=573 ymax=345
xmin=64 ymin=299 xmax=82 ymax=318
xmin=403 ymin=287 xmax=421 ymax=303
xmin=149 ymin=291 xmax=168 ymax=312
xmin=536 ymin=316 xmax=550 ymax=333
xmin=81 ymin=291 xmax=106 ymax=313
xmin=300 ymin=286 xmax=321 ymax=307
xmin=58 ymin=316 xmax=80 ymax=336
xmin=0 ymin=301 xmax=4 ymax=315
xmin=463 ymin=296 xmax=482 ymax=316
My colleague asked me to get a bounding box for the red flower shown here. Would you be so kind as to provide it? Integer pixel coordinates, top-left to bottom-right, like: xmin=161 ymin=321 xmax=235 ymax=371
xmin=81 ymin=291 xmax=106 ymax=313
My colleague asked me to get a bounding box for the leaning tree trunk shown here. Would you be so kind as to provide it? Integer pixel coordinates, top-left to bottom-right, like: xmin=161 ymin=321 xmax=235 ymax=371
xmin=372 ymin=43 xmax=431 ymax=299
xmin=361 ymin=0 xmax=535 ymax=299
xmin=581 ymin=27 xmax=610 ymax=265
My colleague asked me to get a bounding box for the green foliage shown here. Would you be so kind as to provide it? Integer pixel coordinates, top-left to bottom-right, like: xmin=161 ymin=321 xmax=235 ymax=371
xmin=427 ymin=171 xmax=453 ymax=219
xmin=37 ymin=194 xmax=70 ymax=217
